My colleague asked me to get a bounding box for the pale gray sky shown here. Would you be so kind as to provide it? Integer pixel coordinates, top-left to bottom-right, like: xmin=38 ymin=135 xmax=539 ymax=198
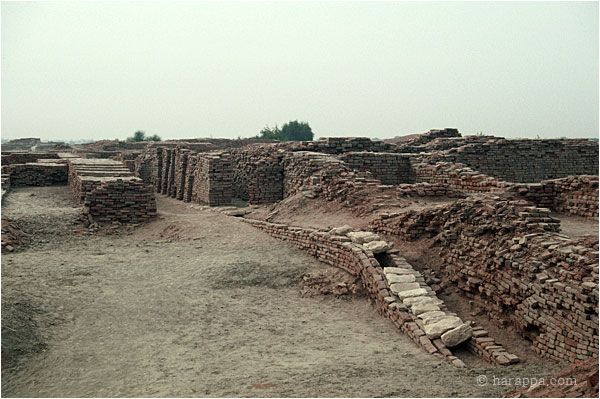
xmin=1 ymin=1 xmax=598 ymax=141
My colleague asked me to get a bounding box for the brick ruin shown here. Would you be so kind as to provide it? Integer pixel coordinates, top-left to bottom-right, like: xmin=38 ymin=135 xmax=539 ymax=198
xmin=130 ymin=130 xmax=596 ymax=367
xmin=1 ymin=154 xmax=156 ymax=224
xmin=68 ymin=159 xmax=156 ymax=224
xmin=2 ymin=128 xmax=598 ymax=369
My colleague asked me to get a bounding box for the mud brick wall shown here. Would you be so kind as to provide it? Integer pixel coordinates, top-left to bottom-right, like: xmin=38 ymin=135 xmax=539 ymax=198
xmin=7 ymin=163 xmax=68 ymax=186
xmin=160 ymin=148 xmax=173 ymax=195
xmin=183 ymin=154 xmax=197 ymax=202
xmin=395 ymin=182 xmax=463 ymax=198
xmin=392 ymin=128 xmax=461 ymax=151
xmin=83 ymin=178 xmax=157 ymax=223
xmin=174 ymin=149 xmax=190 ymax=200
xmin=339 ymin=152 xmax=413 ymax=185
xmin=68 ymin=159 xmax=136 ymax=203
xmin=283 ymin=152 xmax=348 ymax=197
xmin=438 ymin=139 xmax=599 ymax=183
xmin=192 ymin=152 xmax=233 ymax=206
xmin=1 ymin=152 xmax=60 ymax=166
xmin=372 ymin=198 xmax=560 ymax=240
xmin=511 ymin=176 xmax=599 ymax=218
xmin=372 ymin=198 xmax=598 ymax=362
xmin=167 ymin=148 xmax=177 ymax=197
xmin=412 ymin=161 xmax=510 ymax=193
xmin=230 ymin=147 xmax=284 ymax=204
xmin=134 ymin=146 xmax=162 ymax=189
xmin=292 ymin=137 xmax=395 ymax=154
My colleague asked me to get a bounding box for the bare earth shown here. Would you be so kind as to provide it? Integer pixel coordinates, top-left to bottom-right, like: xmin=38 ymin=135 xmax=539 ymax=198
xmin=1 ymin=186 xmax=556 ymax=397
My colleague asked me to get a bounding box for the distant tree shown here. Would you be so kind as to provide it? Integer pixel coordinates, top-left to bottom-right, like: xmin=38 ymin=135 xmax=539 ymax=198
xmin=258 ymin=125 xmax=283 ymax=140
xmin=126 ymin=131 xmax=161 ymax=142
xmin=281 ymin=120 xmax=313 ymax=141
xmin=130 ymin=130 xmax=146 ymax=142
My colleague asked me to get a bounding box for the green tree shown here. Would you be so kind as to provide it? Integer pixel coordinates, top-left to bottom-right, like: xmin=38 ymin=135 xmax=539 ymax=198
xmin=130 ymin=130 xmax=146 ymax=142
xmin=281 ymin=120 xmax=313 ymax=141
xmin=126 ymin=131 xmax=161 ymax=142
xmin=258 ymin=125 xmax=283 ymax=140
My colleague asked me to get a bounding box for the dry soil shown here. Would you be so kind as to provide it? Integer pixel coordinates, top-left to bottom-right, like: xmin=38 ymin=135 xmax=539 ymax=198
xmin=1 ymin=186 xmax=557 ymax=397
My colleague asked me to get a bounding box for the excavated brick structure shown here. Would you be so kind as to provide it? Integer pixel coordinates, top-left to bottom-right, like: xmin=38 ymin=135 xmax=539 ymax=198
xmin=1 ymin=152 xmax=60 ymax=165
xmin=191 ymin=152 xmax=233 ymax=206
xmin=230 ymin=146 xmax=284 ymax=204
xmin=183 ymin=153 xmax=198 ymax=203
xmin=290 ymin=137 xmax=395 ymax=154
xmin=160 ymin=148 xmax=172 ymax=195
xmin=510 ymin=176 xmax=599 ymax=218
xmin=174 ymin=149 xmax=190 ymax=201
xmin=243 ymin=219 xmax=520 ymax=367
xmin=68 ymin=158 xmax=156 ymax=224
xmin=339 ymin=152 xmax=413 ymax=185
xmin=4 ymin=163 xmax=68 ymax=186
xmin=428 ymin=138 xmax=598 ymax=182
xmin=372 ymin=197 xmax=598 ymax=363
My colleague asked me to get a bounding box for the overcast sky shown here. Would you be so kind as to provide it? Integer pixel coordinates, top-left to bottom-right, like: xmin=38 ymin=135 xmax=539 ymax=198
xmin=1 ymin=1 xmax=598 ymax=141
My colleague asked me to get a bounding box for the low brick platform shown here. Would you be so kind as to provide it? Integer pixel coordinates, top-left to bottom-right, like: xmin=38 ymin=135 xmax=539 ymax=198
xmin=68 ymin=158 xmax=156 ymax=224
xmin=4 ymin=162 xmax=68 ymax=187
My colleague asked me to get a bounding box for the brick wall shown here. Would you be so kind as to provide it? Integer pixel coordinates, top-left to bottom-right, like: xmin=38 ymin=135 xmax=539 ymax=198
xmin=292 ymin=137 xmax=395 ymax=154
xmin=244 ymin=218 xmax=519 ymax=367
xmin=83 ymin=179 xmax=157 ymax=224
xmin=1 ymin=152 xmax=60 ymax=166
xmin=339 ymin=152 xmax=413 ymax=184
xmin=68 ymin=158 xmax=156 ymax=224
xmin=511 ymin=176 xmax=599 ymax=218
xmin=283 ymin=151 xmax=348 ymax=197
xmin=191 ymin=152 xmax=233 ymax=206
xmin=231 ymin=147 xmax=284 ymax=204
xmin=371 ymin=198 xmax=598 ymax=362
xmin=436 ymin=139 xmax=598 ymax=183
xmin=5 ymin=163 xmax=68 ymax=186
xmin=412 ymin=161 xmax=510 ymax=193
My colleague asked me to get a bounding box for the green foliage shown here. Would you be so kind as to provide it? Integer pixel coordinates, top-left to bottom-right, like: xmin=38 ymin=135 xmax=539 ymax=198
xmin=257 ymin=120 xmax=314 ymax=141
xmin=126 ymin=131 xmax=161 ymax=142
xmin=281 ymin=120 xmax=313 ymax=141
xmin=258 ymin=125 xmax=282 ymax=140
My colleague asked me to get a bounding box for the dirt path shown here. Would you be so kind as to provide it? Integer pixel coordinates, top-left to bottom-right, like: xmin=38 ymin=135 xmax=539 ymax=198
xmin=2 ymin=187 xmax=555 ymax=397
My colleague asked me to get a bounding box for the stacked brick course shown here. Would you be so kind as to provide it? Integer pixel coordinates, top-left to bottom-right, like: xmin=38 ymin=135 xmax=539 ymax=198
xmin=283 ymin=151 xmax=348 ymax=197
xmin=1 ymin=152 xmax=60 ymax=165
xmin=433 ymin=138 xmax=598 ymax=182
xmin=183 ymin=154 xmax=197 ymax=202
xmin=192 ymin=152 xmax=233 ymax=206
xmin=5 ymin=163 xmax=68 ymax=186
xmin=174 ymin=149 xmax=190 ymax=200
xmin=82 ymin=179 xmax=157 ymax=223
xmin=160 ymin=148 xmax=173 ymax=195
xmin=231 ymin=146 xmax=284 ymax=204
xmin=292 ymin=137 xmax=395 ymax=154
xmin=339 ymin=152 xmax=413 ymax=184
xmin=412 ymin=161 xmax=510 ymax=193
xmin=511 ymin=176 xmax=599 ymax=218
xmin=68 ymin=158 xmax=156 ymax=224
xmin=134 ymin=146 xmax=162 ymax=189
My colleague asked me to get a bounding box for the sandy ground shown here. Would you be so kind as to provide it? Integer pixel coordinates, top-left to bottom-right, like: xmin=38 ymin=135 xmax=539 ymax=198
xmin=553 ymin=212 xmax=599 ymax=240
xmin=2 ymin=186 xmax=557 ymax=397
